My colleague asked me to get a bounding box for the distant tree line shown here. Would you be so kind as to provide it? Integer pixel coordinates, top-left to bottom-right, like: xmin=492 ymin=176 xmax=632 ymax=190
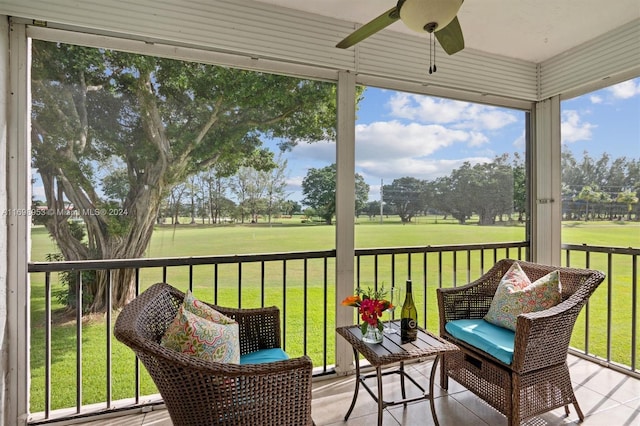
xmin=185 ymin=149 xmax=638 ymax=226
xmin=370 ymin=153 xmax=526 ymax=225
xmin=158 ymin=153 xmax=302 ymax=224
xmin=562 ymin=151 xmax=639 ymax=221
xmin=362 ymin=151 xmax=639 ymax=224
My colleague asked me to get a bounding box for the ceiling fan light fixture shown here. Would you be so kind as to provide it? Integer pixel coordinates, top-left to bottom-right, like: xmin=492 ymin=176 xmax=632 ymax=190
xmin=399 ymin=0 xmax=463 ymax=33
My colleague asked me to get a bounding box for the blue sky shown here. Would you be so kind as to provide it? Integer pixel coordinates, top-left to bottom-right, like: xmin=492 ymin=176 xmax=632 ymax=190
xmin=30 ymin=77 xmax=640 ymax=205
xmin=279 ymin=77 xmax=640 ymax=203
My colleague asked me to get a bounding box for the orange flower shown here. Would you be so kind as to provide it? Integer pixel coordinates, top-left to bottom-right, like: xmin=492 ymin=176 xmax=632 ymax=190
xmin=341 ymin=295 xmax=362 ymax=307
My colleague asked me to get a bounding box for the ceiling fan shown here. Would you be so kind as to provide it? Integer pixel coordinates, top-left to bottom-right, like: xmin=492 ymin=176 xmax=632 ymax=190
xmin=336 ymin=0 xmax=465 ymax=56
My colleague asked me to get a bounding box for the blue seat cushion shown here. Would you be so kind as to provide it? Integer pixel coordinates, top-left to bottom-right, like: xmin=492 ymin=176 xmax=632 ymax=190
xmin=445 ymin=319 xmax=515 ymax=365
xmin=239 ymin=348 xmax=290 ymax=365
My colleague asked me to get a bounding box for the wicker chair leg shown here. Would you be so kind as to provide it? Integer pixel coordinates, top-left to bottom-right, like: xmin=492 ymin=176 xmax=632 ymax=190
xmin=573 ymin=400 xmax=585 ymax=422
xmin=563 ymin=364 xmax=585 ymax=421
xmin=439 ymin=354 xmax=449 ymax=390
xmin=511 ymin=375 xmax=520 ymax=426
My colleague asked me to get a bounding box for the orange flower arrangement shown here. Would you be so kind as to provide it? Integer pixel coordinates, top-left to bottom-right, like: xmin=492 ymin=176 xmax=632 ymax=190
xmin=341 ymin=287 xmax=393 ymax=335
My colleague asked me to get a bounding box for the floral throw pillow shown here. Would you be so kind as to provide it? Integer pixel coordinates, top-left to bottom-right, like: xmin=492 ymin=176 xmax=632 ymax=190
xmin=183 ymin=290 xmax=235 ymax=324
xmin=161 ymin=304 xmax=241 ymax=363
xmin=484 ymin=262 xmax=562 ymax=331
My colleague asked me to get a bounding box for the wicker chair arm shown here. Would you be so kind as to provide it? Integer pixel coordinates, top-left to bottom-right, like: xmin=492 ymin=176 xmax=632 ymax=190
xmin=512 ymin=296 xmax=586 ymax=373
xmin=437 ymin=259 xmax=516 ymax=333
xmin=511 ymin=268 xmax=605 ymax=373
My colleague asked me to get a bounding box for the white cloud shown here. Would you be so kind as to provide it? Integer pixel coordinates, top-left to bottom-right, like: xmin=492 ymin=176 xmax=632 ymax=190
xmin=468 ymin=132 xmax=490 ymax=147
xmin=288 ymin=121 xmax=495 ymax=185
xmin=388 ymin=94 xmax=468 ymax=123
xmin=357 ymin=157 xmax=492 ymax=182
xmin=355 ymin=120 xmax=470 ymax=160
xmin=285 ymin=175 xmax=303 ymax=188
xmin=513 ymin=130 xmax=526 ymax=150
xmin=589 ymin=95 xmax=603 ymax=104
xmin=353 ymin=121 xmax=496 ymax=181
xmin=608 ymin=80 xmax=640 ymax=99
xmin=561 ymin=110 xmax=596 ymax=143
xmin=286 ymin=94 xmax=526 ymax=201
xmin=290 ymin=140 xmax=335 ymax=163
xmin=387 ymin=93 xmax=518 ymax=131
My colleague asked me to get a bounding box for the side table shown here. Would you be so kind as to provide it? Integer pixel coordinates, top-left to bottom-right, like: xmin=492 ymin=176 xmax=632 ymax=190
xmin=336 ymin=321 xmax=459 ymax=426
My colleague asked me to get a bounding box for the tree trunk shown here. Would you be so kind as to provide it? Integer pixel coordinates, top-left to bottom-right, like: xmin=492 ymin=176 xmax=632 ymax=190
xmin=89 ymin=269 xmax=137 ymax=311
xmin=42 ymin=169 xmax=165 ymax=312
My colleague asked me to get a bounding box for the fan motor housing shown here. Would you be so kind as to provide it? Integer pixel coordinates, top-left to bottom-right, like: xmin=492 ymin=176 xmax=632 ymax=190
xmin=399 ymin=0 xmax=463 ymax=33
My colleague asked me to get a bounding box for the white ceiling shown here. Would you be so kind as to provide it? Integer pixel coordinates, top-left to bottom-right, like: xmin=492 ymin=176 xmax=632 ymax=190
xmin=254 ymin=0 xmax=640 ymax=63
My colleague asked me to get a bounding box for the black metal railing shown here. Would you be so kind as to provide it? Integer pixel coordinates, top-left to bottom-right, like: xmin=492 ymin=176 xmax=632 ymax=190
xmin=29 ymin=250 xmax=337 ymax=423
xmin=562 ymin=243 xmax=639 ymax=377
xmin=27 ymin=241 xmax=639 ymax=423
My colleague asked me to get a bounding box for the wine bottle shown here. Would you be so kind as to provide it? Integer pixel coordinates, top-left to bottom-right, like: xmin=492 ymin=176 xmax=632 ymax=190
xmin=400 ymin=280 xmax=418 ymax=343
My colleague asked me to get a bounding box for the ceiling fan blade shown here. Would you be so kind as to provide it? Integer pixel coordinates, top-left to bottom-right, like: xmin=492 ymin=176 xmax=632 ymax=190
xmin=435 ymin=16 xmax=464 ymax=55
xmin=336 ymin=7 xmax=400 ymax=49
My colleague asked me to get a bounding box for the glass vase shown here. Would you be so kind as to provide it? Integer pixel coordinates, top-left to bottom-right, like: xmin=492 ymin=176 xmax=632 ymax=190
xmin=362 ymin=324 xmax=383 ymax=344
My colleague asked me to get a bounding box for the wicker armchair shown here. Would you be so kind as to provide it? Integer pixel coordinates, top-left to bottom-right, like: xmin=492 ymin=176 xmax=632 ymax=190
xmin=437 ymin=259 xmax=605 ymax=426
xmin=114 ymin=282 xmax=314 ymax=426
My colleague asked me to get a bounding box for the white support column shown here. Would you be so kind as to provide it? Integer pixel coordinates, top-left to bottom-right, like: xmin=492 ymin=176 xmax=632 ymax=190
xmin=334 ymin=70 xmax=356 ymax=375
xmin=0 ymin=15 xmax=9 ymax=426
xmin=531 ymin=96 xmax=562 ymax=266
xmin=5 ymin=20 xmax=31 ymax=425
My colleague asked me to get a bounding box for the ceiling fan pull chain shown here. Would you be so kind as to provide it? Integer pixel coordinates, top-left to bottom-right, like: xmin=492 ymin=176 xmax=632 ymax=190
xmin=433 ymin=35 xmax=437 ymax=73
xmin=428 ymin=32 xmax=433 ymax=74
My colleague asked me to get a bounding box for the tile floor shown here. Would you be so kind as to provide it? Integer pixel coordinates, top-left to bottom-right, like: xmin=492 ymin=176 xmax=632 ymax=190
xmin=69 ymin=355 xmax=640 ymax=426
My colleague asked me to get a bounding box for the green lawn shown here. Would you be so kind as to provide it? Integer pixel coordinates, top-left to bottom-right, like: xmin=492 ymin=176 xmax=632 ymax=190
xmin=28 ymin=218 xmax=639 ymax=412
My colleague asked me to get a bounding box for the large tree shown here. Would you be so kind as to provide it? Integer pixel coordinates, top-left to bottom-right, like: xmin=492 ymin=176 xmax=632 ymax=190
xmin=383 ymin=177 xmax=428 ymax=223
xmin=31 ymin=41 xmax=337 ymax=311
xmin=431 ymin=157 xmax=514 ymax=225
xmin=301 ymin=164 xmax=369 ymax=224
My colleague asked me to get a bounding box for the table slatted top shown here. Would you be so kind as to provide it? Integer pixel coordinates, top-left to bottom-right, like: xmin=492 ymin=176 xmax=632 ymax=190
xmin=336 ymin=321 xmax=459 ymax=367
